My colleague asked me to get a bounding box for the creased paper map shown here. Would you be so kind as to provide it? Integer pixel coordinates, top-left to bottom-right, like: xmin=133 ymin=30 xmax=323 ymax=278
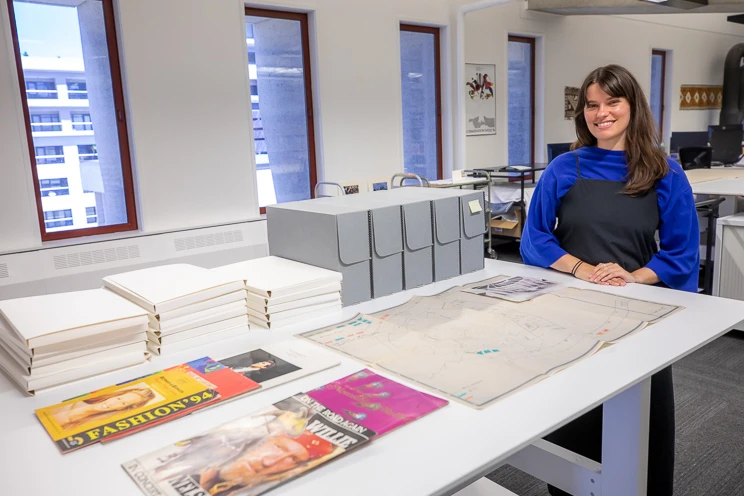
xmin=299 ymin=276 xmax=682 ymax=409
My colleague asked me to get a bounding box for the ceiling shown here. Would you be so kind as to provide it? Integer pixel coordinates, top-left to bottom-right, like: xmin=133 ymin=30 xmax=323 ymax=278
xmin=527 ymin=0 xmax=744 ymax=15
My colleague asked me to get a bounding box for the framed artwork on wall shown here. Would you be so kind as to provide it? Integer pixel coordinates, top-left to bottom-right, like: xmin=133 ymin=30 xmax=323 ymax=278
xmin=465 ymin=63 xmax=496 ymax=136
xmin=565 ymin=86 xmax=579 ymax=120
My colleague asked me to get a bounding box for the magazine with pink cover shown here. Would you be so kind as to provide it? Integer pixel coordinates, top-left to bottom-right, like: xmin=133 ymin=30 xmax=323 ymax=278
xmin=307 ymin=369 xmax=448 ymax=436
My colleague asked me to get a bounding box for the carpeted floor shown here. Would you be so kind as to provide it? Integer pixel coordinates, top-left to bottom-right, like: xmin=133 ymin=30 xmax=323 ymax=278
xmin=487 ymin=242 xmax=744 ymax=496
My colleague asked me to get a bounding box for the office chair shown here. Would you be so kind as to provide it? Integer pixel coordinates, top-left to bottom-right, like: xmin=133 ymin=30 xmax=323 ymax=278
xmin=547 ymin=143 xmax=572 ymax=163
xmin=678 ymin=146 xmax=712 ymax=170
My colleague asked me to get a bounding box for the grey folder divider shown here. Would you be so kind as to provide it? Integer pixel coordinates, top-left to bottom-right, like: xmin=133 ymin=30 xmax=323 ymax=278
xmin=387 ymin=187 xmax=486 ymax=278
xmin=455 ymin=190 xmax=487 ymax=274
xmin=353 ymin=189 xmax=434 ymax=289
xmin=320 ymin=194 xmax=404 ymax=298
xmin=266 ymin=200 xmax=372 ymax=306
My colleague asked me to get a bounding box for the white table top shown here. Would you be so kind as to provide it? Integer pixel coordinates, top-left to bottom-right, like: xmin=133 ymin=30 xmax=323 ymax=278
xmin=692 ymin=176 xmax=744 ymax=196
xmin=2 ymin=260 xmax=744 ymax=496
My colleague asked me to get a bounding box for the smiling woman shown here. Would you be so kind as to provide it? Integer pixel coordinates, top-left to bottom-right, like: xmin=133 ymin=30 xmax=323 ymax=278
xmin=520 ymin=64 xmax=700 ymax=496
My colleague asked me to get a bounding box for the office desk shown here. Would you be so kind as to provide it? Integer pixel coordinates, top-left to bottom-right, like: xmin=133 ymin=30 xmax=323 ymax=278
xmin=692 ymin=176 xmax=744 ymax=196
xmin=2 ymin=260 xmax=743 ymax=496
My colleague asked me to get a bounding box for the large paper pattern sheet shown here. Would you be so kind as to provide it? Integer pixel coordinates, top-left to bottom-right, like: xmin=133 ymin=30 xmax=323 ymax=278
xmin=300 ymin=277 xmax=682 ymax=409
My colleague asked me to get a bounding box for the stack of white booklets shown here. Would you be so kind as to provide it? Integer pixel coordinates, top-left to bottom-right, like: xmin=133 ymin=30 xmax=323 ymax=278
xmin=103 ymin=264 xmax=248 ymax=355
xmin=0 ymin=289 xmax=150 ymax=395
xmin=213 ymin=256 xmax=342 ymax=329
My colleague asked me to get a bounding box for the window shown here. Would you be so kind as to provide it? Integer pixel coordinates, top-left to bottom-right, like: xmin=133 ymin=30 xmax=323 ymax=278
xmin=67 ymin=79 xmax=87 ymax=99
xmin=39 ymin=178 xmax=69 ymax=196
xmin=46 ymin=219 xmax=74 ymax=228
xmin=45 ymin=209 xmax=72 ymax=220
xmin=35 ymin=146 xmax=65 ymax=164
xmin=71 ymin=112 xmax=93 ymax=131
xmin=400 ymin=25 xmax=442 ymax=181
xmin=8 ymin=0 xmax=137 ymax=240
xmin=86 ymin=206 xmax=97 ymax=224
xmin=245 ymin=8 xmax=317 ymax=212
xmin=31 ymin=113 xmax=62 ymax=132
xmin=507 ymin=36 xmax=536 ymax=165
xmin=651 ymin=50 xmax=666 ymax=141
xmin=78 ymin=144 xmax=98 ymax=161
xmin=25 ymin=79 xmax=57 ymax=99
xmin=44 ymin=209 xmax=73 ymax=229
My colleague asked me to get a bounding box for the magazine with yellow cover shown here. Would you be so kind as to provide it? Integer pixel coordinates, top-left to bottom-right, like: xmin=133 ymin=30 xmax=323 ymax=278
xmin=36 ymin=367 xmax=218 ymax=453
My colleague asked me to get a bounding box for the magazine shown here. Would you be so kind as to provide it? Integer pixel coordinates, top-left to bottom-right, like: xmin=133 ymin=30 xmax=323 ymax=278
xmin=123 ymin=393 xmax=375 ymax=496
xmin=36 ymin=366 xmax=220 ymax=453
xmin=102 ymin=357 xmax=261 ymax=443
xmin=463 ymin=275 xmax=563 ymax=302
xmin=218 ymin=340 xmax=340 ymax=392
xmin=307 ymin=369 xmax=448 ymax=436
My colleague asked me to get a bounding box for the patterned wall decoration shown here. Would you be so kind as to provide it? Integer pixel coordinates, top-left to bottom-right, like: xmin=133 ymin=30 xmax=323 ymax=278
xmin=564 ymin=86 xmax=579 ymax=120
xmin=680 ymin=85 xmax=723 ymax=110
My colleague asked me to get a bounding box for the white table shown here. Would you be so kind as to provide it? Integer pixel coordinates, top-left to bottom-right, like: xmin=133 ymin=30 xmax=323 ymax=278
xmin=1 ymin=260 xmax=744 ymax=496
xmin=692 ymin=176 xmax=744 ymax=196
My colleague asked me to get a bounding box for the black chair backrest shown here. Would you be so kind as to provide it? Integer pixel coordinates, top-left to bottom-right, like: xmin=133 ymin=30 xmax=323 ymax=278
xmin=679 ymin=146 xmax=712 ymax=170
xmin=547 ymin=143 xmax=572 ymax=163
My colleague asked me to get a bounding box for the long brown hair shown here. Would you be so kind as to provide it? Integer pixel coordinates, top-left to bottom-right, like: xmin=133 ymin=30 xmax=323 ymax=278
xmin=572 ymin=64 xmax=668 ymax=195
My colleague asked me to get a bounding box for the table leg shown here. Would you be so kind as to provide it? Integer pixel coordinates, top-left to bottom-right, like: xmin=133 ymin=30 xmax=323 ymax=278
xmin=601 ymin=377 xmax=652 ymax=496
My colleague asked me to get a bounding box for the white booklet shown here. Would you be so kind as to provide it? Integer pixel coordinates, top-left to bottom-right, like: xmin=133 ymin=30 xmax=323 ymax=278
xmin=0 ymin=288 xmax=149 ymax=350
xmin=246 ymin=290 xmax=341 ymax=314
xmin=154 ymin=290 xmax=246 ymax=323
xmin=212 ymin=256 xmax=342 ymax=298
xmin=248 ymin=303 xmax=343 ymax=330
xmin=149 ymin=300 xmax=247 ymax=333
xmin=0 ymin=343 xmax=149 ymax=395
xmin=245 ymin=281 xmax=341 ymax=308
xmin=103 ymin=264 xmax=244 ymax=314
xmin=463 ymin=275 xmax=564 ymax=303
xmin=0 ymin=322 xmax=146 ymax=363
xmin=246 ymin=299 xmax=341 ymax=323
xmin=148 ymin=315 xmax=248 ymax=346
xmin=148 ymin=324 xmax=247 ymax=356
xmin=216 ymin=339 xmax=339 ymax=392
xmin=4 ymin=331 xmax=147 ymax=372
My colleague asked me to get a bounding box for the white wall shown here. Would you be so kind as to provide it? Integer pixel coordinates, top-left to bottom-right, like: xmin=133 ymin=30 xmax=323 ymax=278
xmin=463 ymin=1 xmax=744 ymax=169
xmin=0 ymin=0 xmax=43 ymax=252
xmin=263 ymin=0 xmax=453 ymax=183
xmin=0 ymin=0 xmax=453 ymax=254
xmin=116 ymin=0 xmax=259 ymax=233
xmin=4 ymin=0 xmax=742 ymax=254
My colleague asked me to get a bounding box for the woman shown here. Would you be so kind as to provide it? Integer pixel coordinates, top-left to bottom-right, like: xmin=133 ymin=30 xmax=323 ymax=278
xmin=51 ymin=387 xmax=155 ymax=430
xmin=520 ymin=65 xmax=699 ymax=496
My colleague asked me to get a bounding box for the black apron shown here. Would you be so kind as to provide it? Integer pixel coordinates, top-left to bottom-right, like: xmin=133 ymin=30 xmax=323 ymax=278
xmin=545 ymin=153 xmax=675 ymax=496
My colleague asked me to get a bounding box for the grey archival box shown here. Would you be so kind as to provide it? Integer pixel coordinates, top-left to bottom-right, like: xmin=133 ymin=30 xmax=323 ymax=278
xmin=266 ymin=199 xmax=372 ymax=306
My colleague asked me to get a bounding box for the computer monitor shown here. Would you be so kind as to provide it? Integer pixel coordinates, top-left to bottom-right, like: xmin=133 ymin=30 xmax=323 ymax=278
xmin=708 ymin=124 xmax=743 ymax=164
xmin=547 ymin=143 xmax=572 ymax=163
xmin=669 ymin=131 xmax=708 ymax=153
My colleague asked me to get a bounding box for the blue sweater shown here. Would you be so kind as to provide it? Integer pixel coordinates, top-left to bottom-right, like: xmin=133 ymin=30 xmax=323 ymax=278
xmin=520 ymin=146 xmax=700 ymax=292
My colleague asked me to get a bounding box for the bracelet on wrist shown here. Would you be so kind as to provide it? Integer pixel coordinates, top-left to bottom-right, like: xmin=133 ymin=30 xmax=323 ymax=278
xmin=571 ymin=261 xmax=583 ymax=276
